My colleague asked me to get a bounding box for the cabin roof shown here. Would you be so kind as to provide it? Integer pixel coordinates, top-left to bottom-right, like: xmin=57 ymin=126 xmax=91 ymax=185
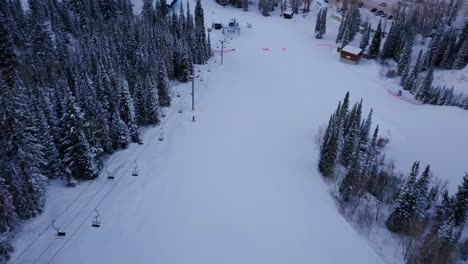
xmin=341 ymin=45 xmax=362 ymax=55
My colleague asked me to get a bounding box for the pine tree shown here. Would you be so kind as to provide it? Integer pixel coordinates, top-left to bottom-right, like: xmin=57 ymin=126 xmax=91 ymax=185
xmin=349 ymin=7 xmax=361 ymax=41
xmin=341 ymin=26 xmax=351 ymax=48
xmin=315 ymin=9 xmax=322 ymax=39
xmin=0 ymin=17 xmax=18 ymax=87
xmin=340 ymin=115 xmax=358 ymax=167
xmin=397 ymin=37 xmax=413 ymax=76
xmin=453 ymin=39 xmax=468 ymax=70
xmin=368 ymin=21 xmax=382 ymax=59
xmin=453 ymin=173 xmax=468 ymax=226
xmin=194 ymin=0 xmax=207 ymax=64
xmin=59 ymin=92 xmax=98 ymax=182
xmin=0 ymin=177 xmax=16 ymax=232
xmin=359 ymin=108 xmax=372 ymax=145
xmin=360 ymin=23 xmax=371 ymax=50
xmin=117 ymin=76 xmax=140 ymax=142
xmin=339 ymin=146 xmax=361 ymax=201
xmin=157 ymin=61 xmax=171 ymax=107
xmin=336 ymin=15 xmax=347 ymax=44
xmin=320 ymin=8 xmax=327 ymax=37
xmin=416 ymin=65 xmax=434 ymax=103
xmin=414 ymin=165 xmax=431 ymax=220
xmin=403 ymin=50 xmax=423 ymax=91
xmin=319 ymin=114 xmax=339 ymax=177
xmin=385 ymin=162 xmax=420 ymax=233
xmin=0 ymin=77 xmax=47 ymax=218
xmin=381 ymin=21 xmax=399 ymax=59
xmin=243 ymin=0 xmax=249 ymax=11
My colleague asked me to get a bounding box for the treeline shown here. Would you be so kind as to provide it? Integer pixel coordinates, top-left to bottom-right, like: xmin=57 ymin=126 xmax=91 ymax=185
xmin=0 ymin=0 xmax=210 ymax=260
xmin=333 ymin=1 xmax=468 ymax=109
xmin=318 ymin=92 xmax=468 ymax=264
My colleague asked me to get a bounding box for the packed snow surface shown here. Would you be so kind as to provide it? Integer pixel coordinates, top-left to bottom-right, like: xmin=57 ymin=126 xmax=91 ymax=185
xmin=10 ymin=1 xmax=468 ymax=264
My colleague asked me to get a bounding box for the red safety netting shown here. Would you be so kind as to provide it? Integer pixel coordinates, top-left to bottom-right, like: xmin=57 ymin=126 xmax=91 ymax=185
xmin=386 ymin=89 xmax=423 ymax=105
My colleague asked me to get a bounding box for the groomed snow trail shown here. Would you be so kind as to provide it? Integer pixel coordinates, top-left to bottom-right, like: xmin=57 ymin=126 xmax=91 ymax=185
xmin=10 ymin=3 xmax=383 ymax=264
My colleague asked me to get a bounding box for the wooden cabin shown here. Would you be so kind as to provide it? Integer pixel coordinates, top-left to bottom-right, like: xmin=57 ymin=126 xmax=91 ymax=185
xmin=339 ymin=45 xmax=363 ymax=64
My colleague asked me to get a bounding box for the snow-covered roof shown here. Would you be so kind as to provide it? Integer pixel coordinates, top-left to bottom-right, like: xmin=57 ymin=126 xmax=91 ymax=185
xmin=341 ymin=45 xmax=362 ymax=55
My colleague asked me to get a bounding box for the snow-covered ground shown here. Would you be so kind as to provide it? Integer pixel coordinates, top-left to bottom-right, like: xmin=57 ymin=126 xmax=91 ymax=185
xmin=9 ymin=1 xmax=468 ymax=264
xmin=433 ymin=66 xmax=468 ymax=95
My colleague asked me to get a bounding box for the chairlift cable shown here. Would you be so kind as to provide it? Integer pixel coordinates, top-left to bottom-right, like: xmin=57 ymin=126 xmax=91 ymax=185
xmin=45 ymin=64 xmax=209 ymax=264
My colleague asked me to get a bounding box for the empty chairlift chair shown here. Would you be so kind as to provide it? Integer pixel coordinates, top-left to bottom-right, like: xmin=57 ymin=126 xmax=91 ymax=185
xmin=106 ymin=166 xmax=114 ymax=180
xmin=132 ymin=162 xmax=139 ymax=176
xmin=178 ymin=104 xmax=183 ymax=113
xmin=52 ymin=220 xmax=66 ymax=237
xmin=92 ymin=209 xmax=101 ymax=228
xmin=158 ymin=130 xmax=164 ymax=141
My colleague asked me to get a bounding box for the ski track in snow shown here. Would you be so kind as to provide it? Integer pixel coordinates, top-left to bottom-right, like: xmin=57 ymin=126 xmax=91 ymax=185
xmin=10 ymin=1 xmax=468 ymax=264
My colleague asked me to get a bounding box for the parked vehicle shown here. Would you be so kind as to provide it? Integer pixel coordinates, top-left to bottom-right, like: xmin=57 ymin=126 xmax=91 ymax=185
xmin=370 ymin=7 xmax=377 ymax=12
xmin=379 ymin=2 xmax=387 ymax=6
xmin=387 ymin=15 xmax=393 ymax=20
xmin=375 ymin=10 xmax=383 ymax=15
xmin=381 ymin=13 xmax=387 ymax=17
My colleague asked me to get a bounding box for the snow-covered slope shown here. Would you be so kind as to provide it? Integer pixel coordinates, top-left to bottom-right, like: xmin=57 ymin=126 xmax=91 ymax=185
xmin=9 ymin=1 xmax=468 ymax=264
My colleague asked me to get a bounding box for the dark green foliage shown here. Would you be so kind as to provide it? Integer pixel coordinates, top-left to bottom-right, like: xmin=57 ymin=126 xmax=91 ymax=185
xmin=453 ymin=38 xmax=468 ymax=70
xmin=385 ymin=162 xmax=419 ymax=233
xmin=360 ymin=23 xmax=371 ymax=50
xmin=453 ymin=173 xmax=468 ymax=226
xmin=318 ymin=114 xmax=339 ymax=177
xmin=339 ymin=146 xmax=361 ymax=201
xmin=381 ymin=21 xmax=401 ymax=59
xmin=368 ymin=21 xmax=382 ymax=59
xmin=59 ymin=93 xmax=98 ymax=181
xmin=0 ymin=18 xmax=17 ymax=87
xmin=415 ymin=65 xmax=434 ymax=103
xmin=157 ymin=61 xmax=171 ymax=107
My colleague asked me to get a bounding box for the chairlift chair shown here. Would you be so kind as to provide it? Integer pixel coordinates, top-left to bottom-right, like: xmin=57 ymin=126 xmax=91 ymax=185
xmin=106 ymin=167 xmax=115 ymax=180
xmin=137 ymin=137 xmax=144 ymax=145
xmin=178 ymin=104 xmax=183 ymax=113
xmin=132 ymin=162 xmax=139 ymax=176
xmin=158 ymin=130 xmax=164 ymax=141
xmin=92 ymin=209 xmax=101 ymax=228
xmin=161 ymin=110 xmax=166 ymax=118
xmin=52 ymin=220 xmax=66 ymax=237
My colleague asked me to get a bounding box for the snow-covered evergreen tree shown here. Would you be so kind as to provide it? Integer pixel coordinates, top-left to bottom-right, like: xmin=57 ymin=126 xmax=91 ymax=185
xmin=453 ymin=38 xmax=468 ymax=70
xmin=453 ymin=173 xmax=468 ymax=226
xmin=414 ymin=165 xmax=431 ymax=220
xmin=315 ymin=9 xmax=323 ymax=39
xmin=157 ymin=61 xmax=171 ymax=107
xmin=368 ymin=21 xmax=382 ymax=59
xmin=416 ymin=64 xmax=434 ymax=103
xmin=339 ymin=146 xmax=361 ymax=201
xmin=386 ymin=162 xmax=420 ymax=233
xmin=59 ymin=92 xmax=98 ymax=182
xmin=360 ymin=23 xmax=371 ymax=50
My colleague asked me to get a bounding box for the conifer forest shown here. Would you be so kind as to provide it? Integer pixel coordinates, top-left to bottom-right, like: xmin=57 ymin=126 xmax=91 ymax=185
xmin=0 ymin=0 xmax=210 ymax=259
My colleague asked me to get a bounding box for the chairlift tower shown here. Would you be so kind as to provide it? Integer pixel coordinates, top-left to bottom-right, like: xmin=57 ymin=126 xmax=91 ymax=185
xmin=189 ymin=75 xmax=200 ymax=111
xmin=219 ymin=39 xmax=226 ymax=65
